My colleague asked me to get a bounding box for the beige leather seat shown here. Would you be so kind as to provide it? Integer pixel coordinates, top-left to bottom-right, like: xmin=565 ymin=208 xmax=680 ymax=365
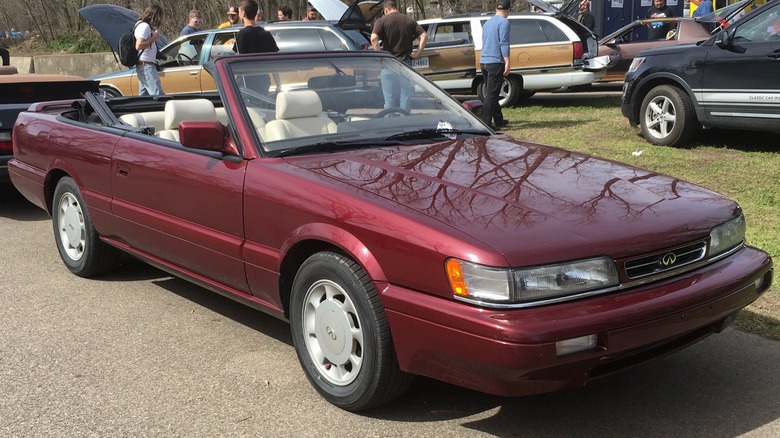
xmin=157 ymin=98 xmax=217 ymax=141
xmin=246 ymin=107 xmax=268 ymax=140
xmin=120 ymin=111 xmax=166 ymax=133
xmin=264 ymin=90 xmax=337 ymax=142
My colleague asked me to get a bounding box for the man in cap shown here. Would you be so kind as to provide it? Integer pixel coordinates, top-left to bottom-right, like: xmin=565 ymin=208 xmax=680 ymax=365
xmin=480 ymin=0 xmax=511 ymax=130
xmin=219 ymin=6 xmax=240 ymax=28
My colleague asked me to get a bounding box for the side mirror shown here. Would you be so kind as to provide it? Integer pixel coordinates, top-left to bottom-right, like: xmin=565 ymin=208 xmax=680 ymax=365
xmin=715 ymin=29 xmax=746 ymax=53
xmin=179 ymin=120 xmax=228 ymax=153
xmin=715 ymin=29 xmax=732 ymax=49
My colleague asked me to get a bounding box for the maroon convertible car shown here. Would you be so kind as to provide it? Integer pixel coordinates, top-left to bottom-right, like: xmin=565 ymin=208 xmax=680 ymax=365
xmin=9 ymin=52 xmax=772 ymax=411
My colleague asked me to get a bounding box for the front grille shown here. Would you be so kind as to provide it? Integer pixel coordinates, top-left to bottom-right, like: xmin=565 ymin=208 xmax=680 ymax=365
xmin=624 ymin=241 xmax=707 ymax=280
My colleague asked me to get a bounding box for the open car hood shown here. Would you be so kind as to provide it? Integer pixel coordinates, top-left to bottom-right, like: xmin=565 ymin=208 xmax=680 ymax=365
xmin=79 ymin=4 xmax=169 ymax=55
xmin=309 ymin=0 xmax=383 ymax=28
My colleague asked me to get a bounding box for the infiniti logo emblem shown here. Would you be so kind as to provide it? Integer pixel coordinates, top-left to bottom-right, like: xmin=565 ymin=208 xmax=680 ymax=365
xmin=660 ymin=253 xmax=677 ymax=267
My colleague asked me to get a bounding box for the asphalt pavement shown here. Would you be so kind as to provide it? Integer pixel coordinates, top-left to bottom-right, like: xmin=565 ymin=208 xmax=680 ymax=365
xmin=2 ymin=173 xmax=779 ymax=437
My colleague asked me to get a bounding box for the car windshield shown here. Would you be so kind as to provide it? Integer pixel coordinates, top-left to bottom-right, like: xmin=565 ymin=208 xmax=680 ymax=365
xmin=226 ymin=54 xmax=490 ymax=156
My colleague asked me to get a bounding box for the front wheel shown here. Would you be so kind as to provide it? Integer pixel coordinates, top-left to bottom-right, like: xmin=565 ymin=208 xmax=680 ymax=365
xmin=52 ymin=177 xmax=121 ymax=277
xmin=289 ymin=252 xmax=412 ymax=411
xmin=639 ymin=85 xmax=698 ymax=146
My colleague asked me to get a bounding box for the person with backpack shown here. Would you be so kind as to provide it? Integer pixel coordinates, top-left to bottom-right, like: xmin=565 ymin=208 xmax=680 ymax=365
xmin=135 ymin=4 xmax=164 ymax=96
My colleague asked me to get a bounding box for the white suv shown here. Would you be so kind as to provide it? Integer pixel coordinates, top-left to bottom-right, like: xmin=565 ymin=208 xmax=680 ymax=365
xmin=417 ymin=13 xmax=608 ymax=106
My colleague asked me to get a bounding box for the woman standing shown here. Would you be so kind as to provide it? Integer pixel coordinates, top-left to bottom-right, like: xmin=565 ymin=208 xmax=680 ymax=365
xmin=135 ymin=4 xmax=164 ymax=96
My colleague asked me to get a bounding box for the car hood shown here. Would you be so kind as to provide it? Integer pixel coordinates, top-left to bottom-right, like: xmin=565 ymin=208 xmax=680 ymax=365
xmin=637 ymin=41 xmax=702 ymax=58
xmin=79 ymin=4 xmax=169 ymax=55
xmin=286 ymin=136 xmax=737 ymax=266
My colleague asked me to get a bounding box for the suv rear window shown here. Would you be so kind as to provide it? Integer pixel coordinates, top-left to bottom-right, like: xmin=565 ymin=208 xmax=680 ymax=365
xmin=431 ymin=23 xmax=473 ymax=43
xmin=508 ymin=19 xmax=568 ymax=44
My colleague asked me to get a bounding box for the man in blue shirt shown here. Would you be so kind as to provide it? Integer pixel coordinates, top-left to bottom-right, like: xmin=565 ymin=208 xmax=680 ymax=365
xmin=480 ymin=0 xmax=511 ymax=130
xmin=693 ymin=0 xmax=714 ymax=18
xmin=180 ymin=10 xmax=202 ymax=36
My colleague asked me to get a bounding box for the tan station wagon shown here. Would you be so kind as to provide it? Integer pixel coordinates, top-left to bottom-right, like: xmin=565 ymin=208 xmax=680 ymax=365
xmin=417 ymin=12 xmax=610 ymax=106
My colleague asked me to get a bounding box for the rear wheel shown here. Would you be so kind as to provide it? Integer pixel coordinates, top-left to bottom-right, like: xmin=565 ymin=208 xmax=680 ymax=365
xmin=52 ymin=177 xmax=121 ymax=277
xmin=289 ymin=252 xmax=412 ymax=411
xmin=639 ymin=85 xmax=697 ymax=146
xmin=478 ymin=75 xmax=526 ymax=107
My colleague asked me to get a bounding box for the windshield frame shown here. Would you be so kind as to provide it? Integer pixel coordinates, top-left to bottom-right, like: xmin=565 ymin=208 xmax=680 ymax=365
xmin=220 ymin=52 xmax=491 ymax=157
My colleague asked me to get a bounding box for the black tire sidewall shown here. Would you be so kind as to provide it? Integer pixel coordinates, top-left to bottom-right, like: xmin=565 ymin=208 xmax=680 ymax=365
xmin=51 ymin=177 xmax=92 ymax=273
xmin=289 ymin=253 xmax=381 ymax=409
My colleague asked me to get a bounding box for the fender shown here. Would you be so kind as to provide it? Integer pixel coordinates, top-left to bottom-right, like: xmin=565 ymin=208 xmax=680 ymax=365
xmin=281 ymin=222 xmax=387 ymax=282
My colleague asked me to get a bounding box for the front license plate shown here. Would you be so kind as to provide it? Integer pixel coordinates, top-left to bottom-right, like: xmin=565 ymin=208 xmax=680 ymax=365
xmin=411 ymin=57 xmax=429 ymax=69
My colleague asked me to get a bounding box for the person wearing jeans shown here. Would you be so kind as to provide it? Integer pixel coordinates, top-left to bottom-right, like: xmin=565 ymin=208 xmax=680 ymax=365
xmin=379 ymin=63 xmax=414 ymax=112
xmin=480 ymin=0 xmax=511 ymax=130
xmin=370 ymin=0 xmax=428 ymax=112
xmin=134 ymin=4 xmax=164 ymax=96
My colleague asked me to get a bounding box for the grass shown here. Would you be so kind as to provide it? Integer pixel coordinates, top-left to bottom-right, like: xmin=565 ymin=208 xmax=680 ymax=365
xmin=501 ymin=92 xmax=779 ymax=340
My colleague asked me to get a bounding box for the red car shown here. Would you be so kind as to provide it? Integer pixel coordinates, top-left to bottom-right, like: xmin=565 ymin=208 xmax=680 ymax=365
xmin=9 ymin=52 xmax=772 ymax=411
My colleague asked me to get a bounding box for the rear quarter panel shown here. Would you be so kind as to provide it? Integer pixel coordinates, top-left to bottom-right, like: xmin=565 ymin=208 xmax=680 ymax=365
xmin=12 ymin=112 xmax=120 ymax=227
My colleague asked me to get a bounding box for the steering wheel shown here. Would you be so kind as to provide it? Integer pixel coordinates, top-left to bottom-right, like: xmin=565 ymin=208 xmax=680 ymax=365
xmin=373 ymin=107 xmax=410 ymax=118
xmin=176 ymin=53 xmax=194 ymax=66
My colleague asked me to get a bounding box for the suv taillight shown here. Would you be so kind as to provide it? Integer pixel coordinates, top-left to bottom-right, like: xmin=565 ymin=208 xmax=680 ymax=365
xmin=572 ymin=42 xmax=584 ymax=62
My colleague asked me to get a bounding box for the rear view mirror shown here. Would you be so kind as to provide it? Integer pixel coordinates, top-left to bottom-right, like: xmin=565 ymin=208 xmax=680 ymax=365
xmin=307 ymin=74 xmax=357 ymax=89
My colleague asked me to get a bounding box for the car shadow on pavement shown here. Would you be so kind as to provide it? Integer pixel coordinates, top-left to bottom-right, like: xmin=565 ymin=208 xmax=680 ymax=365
xmin=368 ymin=329 xmax=780 ymax=436
xmin=0 ymin=185 xmax=49 ymax=221
xmin=149 ymin=274 xmax=293 ymax=346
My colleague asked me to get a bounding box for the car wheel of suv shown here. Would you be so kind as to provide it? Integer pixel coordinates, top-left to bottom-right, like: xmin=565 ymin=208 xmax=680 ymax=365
xmin=639 ymin=85 xmax=697 ymax=147
xmin=478 ymin=76 xmax=525 ymax=107
xmin=52 ymin=177 xmax=121 ymax=277
xmin=289 ymin=252 xmax=412 ymax=411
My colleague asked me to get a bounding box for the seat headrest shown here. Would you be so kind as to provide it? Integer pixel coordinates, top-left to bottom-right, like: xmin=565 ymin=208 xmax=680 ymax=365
xmin=164 ymin=98 xmax=217 ymax=130
xmin=276 ymin=90 xmax=323 ymax=120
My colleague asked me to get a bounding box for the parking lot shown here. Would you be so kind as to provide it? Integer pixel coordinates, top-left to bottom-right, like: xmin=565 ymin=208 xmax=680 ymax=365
xmin=2 ymin=157 xmax=779 ymax=436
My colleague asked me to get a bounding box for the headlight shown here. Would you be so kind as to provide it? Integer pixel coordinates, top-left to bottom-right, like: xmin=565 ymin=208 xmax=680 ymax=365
xmin=709 ymin=214 xmax=745 ymax=260
xmin=628 ymin=57 xmax=645 ymax=73
xmin=446 ymin=257 xmax=619 ymax=307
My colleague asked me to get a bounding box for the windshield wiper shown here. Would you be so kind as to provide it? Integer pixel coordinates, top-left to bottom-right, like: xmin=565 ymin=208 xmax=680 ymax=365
xmin=272 ymin=139 xmax=402 ymax=158
xmin=384 ymin=128 xmax=489 ymax=141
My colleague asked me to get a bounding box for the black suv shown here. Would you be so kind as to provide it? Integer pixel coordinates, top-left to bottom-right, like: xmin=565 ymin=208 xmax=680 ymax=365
xmin=621 ymin=0 xmax=780 ymax=146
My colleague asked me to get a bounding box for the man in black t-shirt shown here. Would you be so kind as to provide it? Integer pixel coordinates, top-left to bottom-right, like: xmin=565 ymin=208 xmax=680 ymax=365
xmin=233 ymin=0 xmax=278 ymax=54
xmin=233 ymin=0 xmax=279 ymax=95
xmin=370 ymin=0 xmax=428 ymax=112
xmin=646 ymin=0 xmax=676 ymax=40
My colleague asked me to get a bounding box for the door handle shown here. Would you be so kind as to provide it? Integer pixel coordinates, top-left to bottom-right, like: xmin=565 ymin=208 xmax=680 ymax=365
xmin=190 ymin=71 xmax=199 ymax=75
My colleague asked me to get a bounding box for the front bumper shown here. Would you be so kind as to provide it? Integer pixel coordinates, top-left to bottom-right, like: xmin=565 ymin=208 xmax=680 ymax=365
xmin=382 ymin=246 xmax=772 ymax=396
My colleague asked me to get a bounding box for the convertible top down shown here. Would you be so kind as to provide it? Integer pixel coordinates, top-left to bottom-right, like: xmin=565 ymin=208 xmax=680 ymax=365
xmin=9 ymin=51 xmax=772 ymax=410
